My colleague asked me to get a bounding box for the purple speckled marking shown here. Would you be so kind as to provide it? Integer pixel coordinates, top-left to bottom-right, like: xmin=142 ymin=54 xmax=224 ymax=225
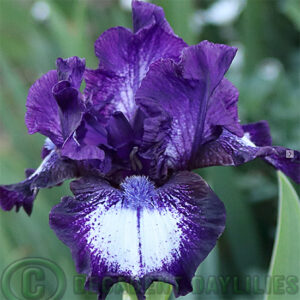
xmin=50 ymin=172 xmax=226 ymax=298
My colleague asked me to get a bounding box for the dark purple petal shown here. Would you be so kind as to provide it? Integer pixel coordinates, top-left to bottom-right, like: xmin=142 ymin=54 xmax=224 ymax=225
xmin=106 ymin=112 xmax=134 ymax=150
xmin=204 ymin=78 xmax=243 ymax=142
xmin=52 ymin=81 xmax=83 ymax=140
xmin=194 ymin=121 xmax=300 ymax=184
xmin=56 ymin=56 xmax=86 ymax=90
xmin=136 ymin=41 xmax=237 ymax=170
xmin=26 ymin=57 xmax=86 ymax=146
xmin=181 ymin=41 xmax=237 ymax=84
xmin=61 ymin=113 xmax=106 ymax=161
xmin=0 ymin=151 xmax=78 ymax=215
xmin=132 ymin=0 xmax=174 ymax=34
xmin=136 ymin=99 xmax=172 ymax=180
xmin=194 ymin=127 xmax=272 ymax=168
xmin=50 ymin=172 xmax=225 ymax=299
xmin=25 ymin=70 xmax=63 ymax=146
xmin=137 ymin=59 xmax=201 ymax=170
xmin=243 ymin=122 xmax=299 ymax=183
xmin=85 ymin=17 xmax=186 ymax=121
xmin=84 ymin=69 xmax=119 ymax=124
xmin=242 ymin=121 xmax=272 ymax=146
xmin=264 ymin=147 xmax=300 ymax=184
xmin=61 ymin=137 xmax=105 ymax=161
xmin=180 ymin=42 xmax=238 ymax=154
xmin=0 ymin=182 xmax=37 ymax=216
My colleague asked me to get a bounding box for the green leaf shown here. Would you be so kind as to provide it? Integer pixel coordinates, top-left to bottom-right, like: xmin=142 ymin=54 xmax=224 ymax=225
xmin=265 ymin=172 xmax=300 ymax=300
xmin=119 ymin=282 xmax=172 ymax=300
xmin=120 ymin=283 xmax=137 ymax=300
xmin=145 ymin=282 xmax=173 ymax=300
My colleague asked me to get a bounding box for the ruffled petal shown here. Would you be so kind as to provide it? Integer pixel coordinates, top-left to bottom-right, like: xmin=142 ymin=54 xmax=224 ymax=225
xmin=56 ymin=56 xmax=85 ymax=90
xmin=83 ymin=69 xmax=119 ymax=124
xmin=204 ymin=78 xmax=243 ymax=142
xmin=52 ymin=81 xmax=83 ymax=140
xmin=26 ymin=57 xmax=86 ymax=146
xmin=61 ymin=113 xmax=106 ymax=161
xmin=136 ymin=41 xmax=237 ymax=170
xmin=85 ymin=6 xmax=186 ymax=122
xmin=194 ymin=121 xmax=300 ymax=184
xmin=132 ymin=0 xmax=174 ymax=34
xmin=135 ymin=99 xmax=172 ymax=180
xmin=0 ymin=151 xmax=78 ymax=215
xmin=50 ymin=172 xmax=225 ymax=299
xmin=25 ymin=70 xmax=63 ymax=146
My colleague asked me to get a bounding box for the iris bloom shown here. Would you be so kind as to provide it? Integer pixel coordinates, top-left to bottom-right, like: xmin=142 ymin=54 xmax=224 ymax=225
xmin=0 ymin=1 xmax=299 ymax=299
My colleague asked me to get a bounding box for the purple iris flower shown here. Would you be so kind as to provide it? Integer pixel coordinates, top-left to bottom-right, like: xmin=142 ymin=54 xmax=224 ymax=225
xmin=1 ymin=1 xmax=299 ymax=299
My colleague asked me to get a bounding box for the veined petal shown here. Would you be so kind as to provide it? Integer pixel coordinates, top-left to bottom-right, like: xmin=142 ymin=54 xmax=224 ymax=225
xmin=132 ymin=0 xmax=174 ymax=34
xmin=25 ymin=70 xmax=63 ymax=146
xmin=263 ymin=147 xmax=300 ymax=184
xmin=204 ymin=78 xmax=243 ymax=142
xmin=135 ymin=99 xmax=172 ymax=180
xmin=26 ymin=56 xmax=86 ymax=146
xmin=85 ymin=6 xmax=186 ymax=122
xmin=56 ymin=56 xmax=86 ymax=90
xmin=243 ymin=122 xmax=300 ymax=183
xmin=0 ymin=151 xmax=78 ymax=215
xmin=136 ymin=41 xmax=237 ymax=170
xmin=52 ymin=81 xmax=83 ymax=141
xmin=194 ymin=121 xmax=300 ymax=184
xmin=83 ymin=69 xmax=119 ymax=124
xmin=61 ymin=113 xmax=106 ymax=161
xmin=50 ymin=172 xmax=225 ymax=299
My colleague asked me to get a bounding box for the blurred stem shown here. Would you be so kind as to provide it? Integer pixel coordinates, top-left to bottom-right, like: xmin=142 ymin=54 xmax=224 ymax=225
xmin=241 ymin=0 xmax=265 ymax=74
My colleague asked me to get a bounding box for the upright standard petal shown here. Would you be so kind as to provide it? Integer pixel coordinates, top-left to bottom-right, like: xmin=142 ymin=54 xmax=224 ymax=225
xmin=136 ymin=41 xmax=237 ymax=170
xmin=85 ymin=4 xmax=187 ymax=122
xmin=50 ymin=172 xmax=225 ymax=299
xmin=132 ymin=0 xmax=174 ymax=34
xmin=0 ymin=151 xmax=78 ymax=215
xmin=204 ymin=78 xmax=243 ymax=142
xmin=25 ymin=70 xmax=62 ymax=145
xmin=194 ymin=121 xmax=300 ymax=184
xmin=135 ymin=99 xmax=172 ymax=181
xmin=52 ymin=81 xmax=83 ymax=140
xmin=26 ymin=56 xmax=86 ymax=147
xmin=56 ymin=56 xmax=86 ymax=89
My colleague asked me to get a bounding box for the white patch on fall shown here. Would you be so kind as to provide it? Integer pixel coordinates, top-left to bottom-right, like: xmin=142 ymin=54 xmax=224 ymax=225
xmin=84 ymin=203 xmax=182 ymax=277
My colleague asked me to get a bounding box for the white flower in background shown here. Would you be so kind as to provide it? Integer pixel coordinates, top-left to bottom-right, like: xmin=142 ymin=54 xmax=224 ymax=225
xmin=192 ymin=0 xmax=247 ymax=30
xmin=258 ymin=58 xmax=282 ymax=81
xmin=120 ymin=0 xmax=149 ymax=11
xmin=31 ymin=1 xmax=50 ymax=21
xmin=204 ymin=0 xmax=246 ymax=25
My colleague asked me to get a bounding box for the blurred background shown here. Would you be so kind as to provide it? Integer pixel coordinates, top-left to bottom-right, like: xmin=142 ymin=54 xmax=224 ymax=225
xmin=0 ymin=0 xmax=299 ymax=299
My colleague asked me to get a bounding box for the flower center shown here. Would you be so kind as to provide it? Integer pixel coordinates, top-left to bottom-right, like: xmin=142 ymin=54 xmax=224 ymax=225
xmin=120 ymin=176 xmax=156 ymax=209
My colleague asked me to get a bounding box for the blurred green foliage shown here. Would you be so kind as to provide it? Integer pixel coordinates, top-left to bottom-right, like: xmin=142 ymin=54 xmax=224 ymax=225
xmin=0 ymin=0 xmax=299 ymax=299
